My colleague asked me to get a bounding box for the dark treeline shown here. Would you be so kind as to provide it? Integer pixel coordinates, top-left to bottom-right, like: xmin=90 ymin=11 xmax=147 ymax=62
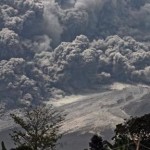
xmin=85 ymin=113 xmax=150 ymax=150
xmin=1 ymin=105 xmax=150 ymax=150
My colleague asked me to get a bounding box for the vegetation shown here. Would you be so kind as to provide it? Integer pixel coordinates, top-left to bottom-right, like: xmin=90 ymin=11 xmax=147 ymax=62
xmin=88 ymin=135 xmax=111 ymax=150
xmin=10 ymin=145 xmax=33 ymax=150
xmin=1 ymin=141 xmax=7 ymax=150
xmin=0 ymin=106 xmax=150 ymax=150
xmin=86 ymin=113 xmax=150 ymax=150
xmin=9 ymin=105 xmax=65 ymax=150
xmin=89 ymin=135 xmax=104 ymax=150
xmin=113 ymin=113 xmax=150 ymax=149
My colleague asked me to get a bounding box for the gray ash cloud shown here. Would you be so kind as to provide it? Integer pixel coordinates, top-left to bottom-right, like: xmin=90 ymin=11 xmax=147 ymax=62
xmin=0 ymin=0 xmax=150 ymax=107
xmin=35 ymin=35 xmax=150 ymax=92
xmin=50 ymin=0 xmax=150 ymax=42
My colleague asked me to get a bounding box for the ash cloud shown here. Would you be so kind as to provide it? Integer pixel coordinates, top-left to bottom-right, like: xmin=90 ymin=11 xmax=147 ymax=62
xmin=51 ymin=0 xmax=150 ymax=42
xmin=35 ymin=35 xmax=150 ymax=93
xmin=0 ymin=0 xmax=150 ymax=106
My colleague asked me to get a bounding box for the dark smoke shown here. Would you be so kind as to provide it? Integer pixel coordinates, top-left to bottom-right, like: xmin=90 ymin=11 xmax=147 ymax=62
xmin=0 ymin=0 xmax=150 ymax=107
xmin=52 ymin=0 xmax=150 ymax=42
xmin=35 ymin=35 xmax=150 ymax=91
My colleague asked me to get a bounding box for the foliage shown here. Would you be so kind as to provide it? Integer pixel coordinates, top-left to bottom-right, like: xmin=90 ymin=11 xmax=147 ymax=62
xmin=1 ymin=141 xmax=7 ymax=150
xmin=89 ymin=135 xmax=111 ymax=150
xmin=114 ymin=113 xmax=150 ymax=148
xmin=10 ymin=105 xmax=65 ymax=150
xmin=86 ymin=113 xmax=150 ymax=150
xmin=112 ymin=135 xmax=135 ymax=150
xmin=11 ymin=145 xmax=33 ymax=150
xmin=89 ymin=135 xmax=104 ymax=150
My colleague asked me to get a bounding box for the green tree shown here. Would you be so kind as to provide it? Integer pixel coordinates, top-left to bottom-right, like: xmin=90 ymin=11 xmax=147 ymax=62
xmin=112 ymin=135 xmax=135 ymax=150
xmin=114 ymin=113 xmax=150 ymax=149
xmin=86 ymin=113 xmax=150 ymax=150
xmin=10 ymin=105 xmax=65 ymax=150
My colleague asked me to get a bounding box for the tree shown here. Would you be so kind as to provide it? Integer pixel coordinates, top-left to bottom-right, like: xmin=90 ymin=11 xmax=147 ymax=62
xmin=114 ymin=113 xmax=150 ymax=149
xmin=86 ymin=113 xmax=150 ymax=150
xmin=88 ymin=134 xmax=112 ymax=150
xmin=112 ymin=135 xmax=135 ymax=150
xmin=89 ymin=135 xmax=105 ymax=150
xmin=1 ymin=141 xmax=7 ymax=150
xmin=10 ymin=105 xmax=65 ymax=150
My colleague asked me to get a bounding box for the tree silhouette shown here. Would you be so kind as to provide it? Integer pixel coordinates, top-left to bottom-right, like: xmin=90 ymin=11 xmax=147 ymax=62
xmin=86 ymin=113 xmax=150 ymax=150
xmin=1 ymin=141 xmax=7 ymax=150
xmin=89 ymin=135 xmax=105 ymax=150
xmin=10 ymin=105 xmax=65 ymax=150
xmin=114 ymin=113 xmax=150 ymax=149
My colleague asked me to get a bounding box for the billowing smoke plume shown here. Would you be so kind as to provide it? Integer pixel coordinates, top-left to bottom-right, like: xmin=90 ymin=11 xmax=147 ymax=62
xmin=35 ymin=35 xmax=150 ymax=91
xmin=45 ymin=0 xmax=150 ymax=42
xmin=0 ymin=0 xmax=150 ymax=107
xmin=1 ymin=0 xmax=150 ymax=44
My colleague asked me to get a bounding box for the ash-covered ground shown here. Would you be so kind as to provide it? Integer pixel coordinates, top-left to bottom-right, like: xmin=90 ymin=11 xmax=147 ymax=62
xmin=0 ymin=83 xmax=150 ymax=150
xmin=51 ymin=83 xmax=150 ymax=134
